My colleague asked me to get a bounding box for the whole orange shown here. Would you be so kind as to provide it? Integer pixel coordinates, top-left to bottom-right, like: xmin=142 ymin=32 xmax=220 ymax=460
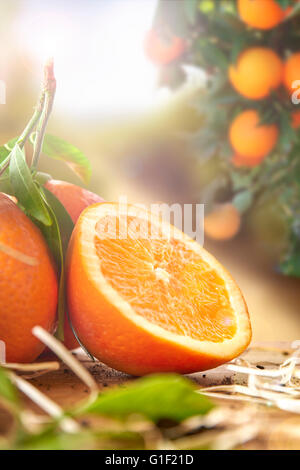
xmin=0 ymin=193 xmax=58 ymax=363
xmin=45 ymin=179 xmax=104 ymax=224
xmin=144 ymin=29 xmax=185 ymax=66
xmin=238 ymin=0 xmax=286 ymax=30
xmin=229 ymin=109 xmax=279 ymax=159
xmin=229 ymin=48 xmax=283 ymax=100
xmin=45 ymin=179 xmax=104 ymax=349
xmin=284 ymin=52 xmax=300 ymax=94
xmin=204 ymin=203 xmax=241 ymax=241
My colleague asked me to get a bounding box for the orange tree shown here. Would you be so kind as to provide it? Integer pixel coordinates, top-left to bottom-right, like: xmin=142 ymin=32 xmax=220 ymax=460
xmin=148 ymin=0 xmax=300 ymax=276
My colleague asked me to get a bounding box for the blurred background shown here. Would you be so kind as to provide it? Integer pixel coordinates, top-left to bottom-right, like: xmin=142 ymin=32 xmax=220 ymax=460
xmin=1 ymin=0 xmax=300 ymax=342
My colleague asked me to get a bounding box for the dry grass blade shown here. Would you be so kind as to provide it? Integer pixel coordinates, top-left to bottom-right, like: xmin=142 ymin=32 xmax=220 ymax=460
xmin=1 ymin=362 xmax=59 ymax=372
xmin=32 ymin=326 xmax=98 ymax=401
xmin=172 ymin=421 xmax=259 ymax=450
xmin=9 ymin=372 xmax=79 ymax=433
xmin=1 ymin=361 xmax=60 ymax=380
xmin=199 ymin=342 xmax=300 ymax=416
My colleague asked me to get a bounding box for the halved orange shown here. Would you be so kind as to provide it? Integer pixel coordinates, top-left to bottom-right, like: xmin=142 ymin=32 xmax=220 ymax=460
xmin=67 ymin=203 xmax=251 ymax=375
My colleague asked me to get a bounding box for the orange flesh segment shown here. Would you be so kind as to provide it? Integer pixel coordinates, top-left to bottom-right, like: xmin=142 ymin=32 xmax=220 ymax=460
xmin=95 ymin=215 xmax=236 ymax=343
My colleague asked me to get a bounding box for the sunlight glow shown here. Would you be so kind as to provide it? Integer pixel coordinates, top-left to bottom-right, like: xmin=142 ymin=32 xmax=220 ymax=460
xmin=15 ymin=0 xmax=160 ymax=117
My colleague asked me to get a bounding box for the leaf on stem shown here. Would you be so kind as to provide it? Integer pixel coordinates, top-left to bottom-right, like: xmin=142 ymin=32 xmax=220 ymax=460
xmin=9 ymin=144 xmax=52 ymax=226
xmin=42 ymin=186 xmax=74 ymax=255
xmin=31 ymin=134 xmax=91 ymax=184
xmin=34 ymin=193 xmax=66 ymax=340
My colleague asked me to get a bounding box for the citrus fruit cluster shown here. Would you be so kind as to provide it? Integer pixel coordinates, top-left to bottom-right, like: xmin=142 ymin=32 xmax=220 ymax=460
xmin=228 ymin=0 xmax=300 ymax=169
xmin=221 ymin=1 xmax=300 ymax=241
xmin=228 ymin=46 xmax=300 ymax=168
xmin=148 ymin=0 xmax=300 ymax=248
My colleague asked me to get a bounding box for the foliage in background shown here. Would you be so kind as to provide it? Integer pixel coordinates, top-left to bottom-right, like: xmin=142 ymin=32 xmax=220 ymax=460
xmin=152 ymin=0 xmax=300 ymax=276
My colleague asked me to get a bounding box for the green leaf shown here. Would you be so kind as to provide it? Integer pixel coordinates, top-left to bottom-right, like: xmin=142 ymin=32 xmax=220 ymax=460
xmin=232 ymin=190 xmax=253 ymax=214
xmin=230 ymin=36 xmax=248 ymax=64
xmin=14 ymin=427 xmax=96 ymax=451
xmin=14 ymin=427 xmax=143 ymax=450
xmin=0 ymin=367 xmax=18 ymax=405
xmin=85 ymin=374 xmax=213 ymax=423
xmin=34 ymin=189 xmax=65 ymax=340
xmin=0 ymin=175 xmax=14 ymax=195
xmin=35 ymin=134 xmax=91 ymax=184
xmin=42 ymin=187 xmax=74 ymax=255
xmin=279 ymin=230 xmax=300 ymax=277
xmin=0 ymin=137 xmax=19 ymax=161
xmin=284 ymin=1 xmax=300 ymax=19
xmin=276 ymin=0 xmax=294 ymax=11
xmin=230 ymin=170 xmax=255 ymax=191
xmin=0 ymin=145 xmax=10 ymax=164
xmin=195 ymin=39 xmax=229 ymax=70
xmin=4 ymin=137 xmax=19 ymax=152
xmin=9 ymin=145 xmax=52 ymax=226
xmin=279 ymin=252 xmax=300 ymax=277
xmin=0 ymin=138 xmax=20 ymax=182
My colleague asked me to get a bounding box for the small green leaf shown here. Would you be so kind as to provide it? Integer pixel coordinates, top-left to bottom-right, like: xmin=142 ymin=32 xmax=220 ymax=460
xmin=9 ymin=145 xmax=52 ymax=226
xmin=42 ymin=187 xmax=74 ymax=255
xmin=15 ymin=427 xmax=96 ymax=451
xmin=196 ymin=39 xmax=229 ymax=70
xmin=34 ymin=189 xmax=65 ymax=340
xmin=0 ymin=146 xmax=10 ymax=163
xmin=85 ymin=374 xmax=213 ymax=423
xmin=34 ymin=134 xmax=91 ymax=184
xmin=4 ymin=137 xmax=19 ymax=152
xmin=0 ymin=367 xmax=18 ymax=405
xmin=279 ymin=253 xmax=300 ymax=277
xmin=13 ymin=427 xmax=143 ymax=450
xmin=232 ymin=190 xmax=253 ymax=214
xmin=0 ymin=175 xmax=14 ymax=195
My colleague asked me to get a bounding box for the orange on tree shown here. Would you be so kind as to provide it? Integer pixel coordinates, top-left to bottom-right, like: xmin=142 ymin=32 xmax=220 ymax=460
xmin=228 ymin=47 xmax=283 ymax=100
xmin=284 ymin=52 xmax=300 ymax=93
xmin=144 ymin=29 xmax=185 ymax=66
xmin=0 ymin=193 xmax=58 ymax=363
xmin=229 ymin=109 xmax=279 ymax=159
xmin=204 ymin=203 xmax=241 ymax=241
xmin=66 ymin=203 xmax=251 ymax=375
xmin=45 ymin=179 xmax=104 ymax=349
xmin=237 ymin=0 xmax=287 ymax=30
